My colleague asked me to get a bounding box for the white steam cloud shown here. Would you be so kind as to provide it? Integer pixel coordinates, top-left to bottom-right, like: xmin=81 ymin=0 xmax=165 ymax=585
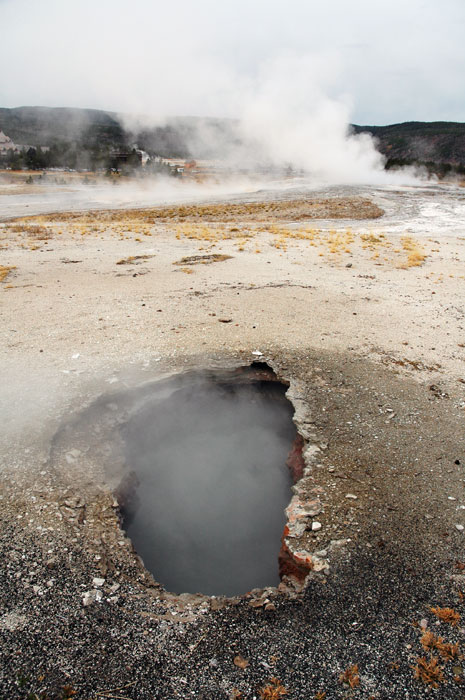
xmin=119 ymin=52 xmax=417 ymax=185
xmin=235 ymin=54 xmax=387 ymax=183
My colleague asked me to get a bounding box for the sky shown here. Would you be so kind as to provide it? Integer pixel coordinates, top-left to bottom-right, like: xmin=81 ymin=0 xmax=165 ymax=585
xmin=1 ymin=0 xmax=465 ymax=125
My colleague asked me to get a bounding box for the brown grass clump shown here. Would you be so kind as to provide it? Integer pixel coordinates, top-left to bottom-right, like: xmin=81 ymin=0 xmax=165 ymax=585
xmin=400 ymin=235 xmax=427 ymax=267
xmin=420 ymin=630 xmax=460 ymax=660
xmin=412 ymin=655 xmax=445 ymax=688
xmin=116 ymin=255 xmax=154 ymax=265
xmin=259 ymin=678 xmax=288 ymax=699
xmin=0 ymin=265 xmax=16 ymax=282
xmin=173 ymin=254 xmax=232 ymax=265
xmin=430 ymin=606 xmax=461 ymax=626
xmin=339 ymin=664 xmax=360 ymax=688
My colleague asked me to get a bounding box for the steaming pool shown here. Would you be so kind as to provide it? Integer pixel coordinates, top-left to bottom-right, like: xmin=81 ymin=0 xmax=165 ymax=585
xmin=117 ymin=368 xmax=295 ymax=596
xmin=52 ymin=364 xmax=298 ymax=597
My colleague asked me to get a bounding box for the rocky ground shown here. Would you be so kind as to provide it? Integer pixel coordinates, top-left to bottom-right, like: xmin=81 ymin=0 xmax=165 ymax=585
xmin=0 ymin=184 xmax=464 ymax=698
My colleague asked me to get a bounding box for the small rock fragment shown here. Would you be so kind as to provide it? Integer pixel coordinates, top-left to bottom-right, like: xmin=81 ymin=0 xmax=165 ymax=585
xmin=312 ymin=521 xmax=322 ymax=531
xmin=233 ymin=655 xmax=249 ymax=669
xmin=82 ymin=589 xmax=103 ymax=606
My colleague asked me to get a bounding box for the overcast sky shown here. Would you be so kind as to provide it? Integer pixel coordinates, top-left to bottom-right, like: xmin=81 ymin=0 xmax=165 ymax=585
xmin=1 ymin=0 xmax=464 ymax=125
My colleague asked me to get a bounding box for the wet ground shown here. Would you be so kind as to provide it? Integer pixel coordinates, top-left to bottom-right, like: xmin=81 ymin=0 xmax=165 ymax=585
xmin=2 ymin=175 xmax=465 ymax=240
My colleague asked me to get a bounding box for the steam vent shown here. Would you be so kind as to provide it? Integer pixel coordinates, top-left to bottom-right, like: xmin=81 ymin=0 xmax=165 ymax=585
xmin=49 ymin=362 xmax=312 ymax=598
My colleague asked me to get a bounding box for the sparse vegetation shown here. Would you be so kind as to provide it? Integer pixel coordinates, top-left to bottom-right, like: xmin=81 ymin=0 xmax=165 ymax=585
xmin=412 ymin=655 xmax=445 ymax=688
xmin=173 ymin=253 xmax=232 ymax=265
xmin=116 ymin=254 xmax=154 ymax=265
xmin=2 ymin=200 xmax=455 ymax=279
xmin=420 ymin=629 xmax=460 ymax=660
xmin=339 ymin=664 xmax=360 ymax=688
xmin=400 ymin=235 xmax=427 ymax=267
xmin=0 ymin=264 xmax=16 ymax=282
xmin=259 ymin=677 xmax=288 ymax=699
xmin=43 ymin=197 xmax=384 ymax=224
xmin=430 ymin=606 xmax=461 ymax=626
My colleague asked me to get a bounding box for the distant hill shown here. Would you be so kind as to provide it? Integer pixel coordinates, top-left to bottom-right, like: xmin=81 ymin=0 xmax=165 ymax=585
xmin=0 ymin=106 xmax=238 ymax=159
xmin=1 ymin=106 xmax=465 ymax=174
xmin=0 ymin=106 xmax=126 ymax=149
xmin=352 ymin=121 xmax=465 ymax=174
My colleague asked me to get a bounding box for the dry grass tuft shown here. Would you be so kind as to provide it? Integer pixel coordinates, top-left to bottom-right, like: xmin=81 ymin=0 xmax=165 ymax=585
xmin=259 ymin=678 xmax=288 ymax=699
xmin=0 ymin=265 xmax=16 ymax=282
xmin=339 ymin=664 xmax=360 ymax=688
xmin=430 ymin=606 xmax=461 ymax=626
xmin=421 ymin=629 xmax=460 ymax=660
xmin=12 ymin=223 xmax=53 ymax=240
xmin=173 ymin=254 xmax=232 ymax=266
xmin=116 ymin=255 xmax=154 ymax=265
xmin=412 ymin=655 xmax=445 ymax=688
xmin=400 ymin=235 xmax=427 ymax=267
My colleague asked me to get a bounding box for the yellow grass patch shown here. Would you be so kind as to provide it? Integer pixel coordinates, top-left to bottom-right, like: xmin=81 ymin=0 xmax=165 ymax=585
xmin=0 ymin=265 xmax=16 ymax=283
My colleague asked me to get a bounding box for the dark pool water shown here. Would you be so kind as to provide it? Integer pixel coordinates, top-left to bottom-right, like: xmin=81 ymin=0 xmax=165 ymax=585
xmin=119 ymin=375 xmax=295 ymax=596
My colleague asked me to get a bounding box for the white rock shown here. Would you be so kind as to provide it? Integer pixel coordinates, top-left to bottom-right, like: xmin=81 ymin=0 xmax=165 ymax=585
xmin=455 ymin=524 xmax=464 ymax=532
xmin=252 ymin=350 xmax=263 ymax=356
xmin=82 ymin=589 xmax=103 ymax=606
xmin=312 ymin=521 xmax=322 ymax=531
xmin=65 ymin=448 xmax=81 ymax=464
xmin=92 ymin=577 xmax=105 ymax=587
xmin=288 ymin=521 xmax=306 ymax=537
xmin=346 ymin=493 xmax=358 ymax=500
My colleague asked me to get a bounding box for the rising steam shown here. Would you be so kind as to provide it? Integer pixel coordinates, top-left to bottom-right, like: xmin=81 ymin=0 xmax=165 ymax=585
xmin=236 ymin=54 xmax=388 ymax=183
xmin=119 ymin=52 xmax=417 ymax=186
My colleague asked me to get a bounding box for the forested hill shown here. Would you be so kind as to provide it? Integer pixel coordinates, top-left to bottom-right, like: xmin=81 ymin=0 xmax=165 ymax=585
xmin=0 ymin=106 xmax=126 ymax=148
xmin=1 ymin=106 xmax=465 ymax=174
xmin=352 ymin=121 xmax=465 ymax=173
xmin=0 ymin=106 xmax=237 ymax=160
